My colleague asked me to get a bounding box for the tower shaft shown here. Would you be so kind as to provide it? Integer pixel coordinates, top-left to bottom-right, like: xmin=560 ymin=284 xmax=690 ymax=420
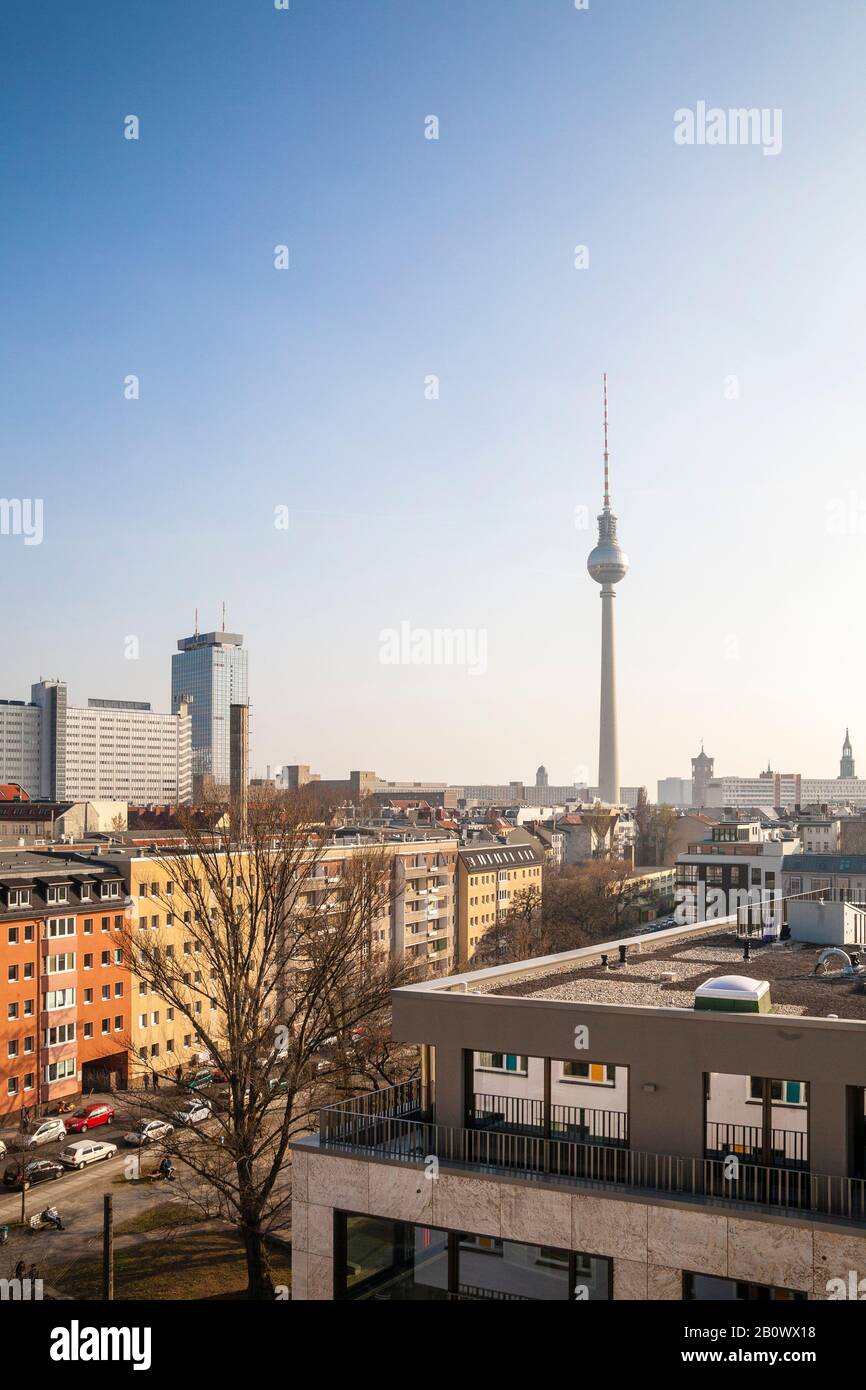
xmin=598 ymin=583 xmax=620 ymax=804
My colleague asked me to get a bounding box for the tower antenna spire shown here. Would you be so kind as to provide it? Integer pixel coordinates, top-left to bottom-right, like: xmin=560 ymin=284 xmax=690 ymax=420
xmin=602 ymin=372 xmax=610 ymax=509
xmin=194 ymin=606 xmax=199 ymax=637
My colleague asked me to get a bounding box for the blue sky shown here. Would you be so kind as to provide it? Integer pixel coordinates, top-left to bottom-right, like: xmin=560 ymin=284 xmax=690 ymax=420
xmin=2 ymin=0 xmax=865 ymax=789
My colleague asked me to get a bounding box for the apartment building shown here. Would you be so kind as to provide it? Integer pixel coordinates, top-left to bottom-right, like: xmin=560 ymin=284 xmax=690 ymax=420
xmin=118 ymin=833 xmax=459 ymax=1079
xmin=456 ymin=843 xmax=543 ymax=963
xmin=782 ymin=854 xmax=866 ymax=906
xmin=0 ymin=852 xmax=129 ymax=1117
xmin=676 ymin=820 xmax=798 ymax=924
xmin=293 ymin=916 xmax=866 ymax=1301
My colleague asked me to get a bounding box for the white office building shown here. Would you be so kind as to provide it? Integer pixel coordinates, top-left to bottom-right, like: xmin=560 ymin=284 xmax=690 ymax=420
xmin=0 ymin=683 xmax=192 ymax=805
xmin=0 ymin=700 xmax=41 ymax=794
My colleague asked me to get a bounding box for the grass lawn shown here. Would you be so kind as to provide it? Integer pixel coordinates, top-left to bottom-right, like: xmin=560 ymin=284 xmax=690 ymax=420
xmin=44 ymin=1215 xmax=292 ymax=1300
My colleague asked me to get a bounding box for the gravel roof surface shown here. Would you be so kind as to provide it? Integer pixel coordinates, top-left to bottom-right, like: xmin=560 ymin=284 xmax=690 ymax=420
xmin=474 ymin=929 xmax=866 ymax=1020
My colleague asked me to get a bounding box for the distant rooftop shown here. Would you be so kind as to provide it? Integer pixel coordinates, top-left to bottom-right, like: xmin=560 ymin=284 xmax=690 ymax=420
xmin=176 ymin=632 xmax=244 ymax=651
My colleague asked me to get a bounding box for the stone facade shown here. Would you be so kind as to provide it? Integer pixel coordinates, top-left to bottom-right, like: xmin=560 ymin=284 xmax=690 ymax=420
xmin=291 ymin=1147 xmax=866 ymax=1302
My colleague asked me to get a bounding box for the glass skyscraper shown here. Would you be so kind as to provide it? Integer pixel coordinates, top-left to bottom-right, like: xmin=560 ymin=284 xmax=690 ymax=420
xmin=171 ymin=630 xmax=248 ymax=789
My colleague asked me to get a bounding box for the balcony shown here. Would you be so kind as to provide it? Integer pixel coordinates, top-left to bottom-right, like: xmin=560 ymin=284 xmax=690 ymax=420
xmin=471 ymin=1092 xmax=628 ymax=1147
xmin=318 ymin=1080 xmax=866 ymax=1227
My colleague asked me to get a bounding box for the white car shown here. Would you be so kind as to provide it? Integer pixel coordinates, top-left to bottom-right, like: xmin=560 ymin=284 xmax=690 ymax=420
xmin=26 ymin=1118 xmax=67 ymax=1150
xmin=171 ymin=1099 xmax=212 ymax=1127
xmin=123 ymin=1119 xmax=174 ymax=1146
xmin=58 ymin=1139 xmax=117 ymax=1170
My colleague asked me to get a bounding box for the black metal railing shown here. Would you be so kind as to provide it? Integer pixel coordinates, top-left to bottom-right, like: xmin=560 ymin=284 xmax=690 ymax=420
xmin=706 ymin=1120 xmax=809 ymax=1171
xmin=318 ymin=1093 xmax=866 ymax=1226
xmin=472 ymin=1092 xmax=628 ymax=1147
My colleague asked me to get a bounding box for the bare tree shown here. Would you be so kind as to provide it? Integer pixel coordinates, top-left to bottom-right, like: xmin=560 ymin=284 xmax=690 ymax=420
xmin=120 ymin=788 xmax=410 ymax=1299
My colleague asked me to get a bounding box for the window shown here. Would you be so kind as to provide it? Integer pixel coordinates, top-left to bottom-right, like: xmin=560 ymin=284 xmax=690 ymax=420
xmin=8 ymin=965 xmax=18 ymax=983
xmin=477 ymin=1053 xmax=528 ymax=1075
xmin=7 ymin=927 xmax=18 ymax=945
xmin=46 ymin=917 xmax=75 ymax=938
xmin=45 ymin=1057 xmax=76 ymax=1083
xmin=44 ymin=1023 xmax=75 ymax=1046
xmin=46 ymin=886 xmax=69 ymax=905
xmin=7 ymin=1003 xmax=18 ymax=1020
xmin=44 ymin=988 xmax=75 ymax=1011
xmin=83 ymin=1023 xmax=93 ymax=1040
xmin=561 ymin=1061 xmax=616 ymax=1086
xmin=684 ymin=1272 xmax=806 ymax=1301
xmin=749 ymin=1077 xmax=806 ymax=1106
xmin=336 ymin=1214 xmax=611 ymax=1301
xmin=83 ymin=919 xmax=93 ymax=935
xmin=45 ymin=952 xmax=75 ymax=974
xmin=7 ymin=887 xmax=31 ymax=908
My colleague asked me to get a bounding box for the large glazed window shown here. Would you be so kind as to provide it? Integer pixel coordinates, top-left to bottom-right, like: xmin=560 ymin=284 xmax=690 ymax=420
xmin=336 ymin=1212 xmax=610 ymax=1301
xmin=684 ymin=1271 xmax=807 ymax=1301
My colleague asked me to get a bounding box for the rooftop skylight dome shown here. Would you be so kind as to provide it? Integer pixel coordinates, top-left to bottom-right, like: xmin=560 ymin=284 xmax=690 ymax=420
xmin=694 ymin=975 xmax=771 ymax=1014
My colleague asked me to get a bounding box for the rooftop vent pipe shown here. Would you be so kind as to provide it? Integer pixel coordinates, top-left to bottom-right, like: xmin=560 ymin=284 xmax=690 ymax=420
xmin=815 ymin=947 xmax=863 ymax=978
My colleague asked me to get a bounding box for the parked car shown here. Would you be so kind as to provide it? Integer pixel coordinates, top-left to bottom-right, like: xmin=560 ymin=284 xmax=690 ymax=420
xmin=58 ymin=1139 xmax=117 ymax=1170
xmin=64 ymin=1103 xmax=115 ymax=1134
xmin=0 ymin=1138 xmax=6 ymax=1160
xmin=171 ymin=1099 xmax=212 ymax=1127
xmin=182 ymin=1069 xmax=215 ymax=1091
xmin=122 ymin=1119 xmax=174 ymax=1146
xmin=25 ymin=1118 xmax=67 ymax=1150
xmin=3 ymin=1159 xmax=64 ymax=1191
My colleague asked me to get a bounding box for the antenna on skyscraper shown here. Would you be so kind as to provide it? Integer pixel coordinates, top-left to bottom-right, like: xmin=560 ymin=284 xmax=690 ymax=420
xmin=222 ymin=600 xmax=226 ymax=633
xmin=194 ymin=607 xmax=199 ymax=637
xmin=602 ymin=372 xmax=610 ymax=510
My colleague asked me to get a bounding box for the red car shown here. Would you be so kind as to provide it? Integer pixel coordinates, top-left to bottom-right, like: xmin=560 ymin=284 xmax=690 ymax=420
xmin=64 ymin=1103 xmax=115 ymax=1134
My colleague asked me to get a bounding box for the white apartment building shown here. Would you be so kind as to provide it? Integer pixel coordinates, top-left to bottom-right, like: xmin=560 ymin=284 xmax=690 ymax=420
xmin=0 ymin=700 xmax=40 ymax=794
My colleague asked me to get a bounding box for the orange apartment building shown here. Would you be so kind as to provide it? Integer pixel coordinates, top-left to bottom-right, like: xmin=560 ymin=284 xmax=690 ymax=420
xmin=0 ymin=851 xmax=130 ymax=1119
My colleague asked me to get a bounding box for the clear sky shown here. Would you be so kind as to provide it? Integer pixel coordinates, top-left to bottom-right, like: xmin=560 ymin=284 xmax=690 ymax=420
xmin=2 ymin=0 xmax=865 ymax=791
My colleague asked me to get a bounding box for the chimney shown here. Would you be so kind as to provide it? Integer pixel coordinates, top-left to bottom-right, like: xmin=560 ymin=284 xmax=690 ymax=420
xmin=230 ymin=703 xmax=249 ymax=841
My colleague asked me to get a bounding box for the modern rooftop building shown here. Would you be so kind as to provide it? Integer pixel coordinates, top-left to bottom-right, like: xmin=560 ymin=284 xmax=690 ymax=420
xmin=293 ymin=915 xmax=866 ymax=1301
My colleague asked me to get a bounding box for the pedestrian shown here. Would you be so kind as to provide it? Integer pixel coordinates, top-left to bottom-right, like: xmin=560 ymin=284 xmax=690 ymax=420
xmin=153 ymin=1071 xmax=160 ymax=1091
xmin=21 ymin=1105 xmax=30 ymax=1134
xmin=15 ymin=1258 xmax=26 ymax=1281
xmin=175 ymin=1065 xmax=183 ymax=1086
xmin=28 ymin=1263 xmax=39 ymax=1283
xmin=143 ymin=1073 xmax=150 ymax=1091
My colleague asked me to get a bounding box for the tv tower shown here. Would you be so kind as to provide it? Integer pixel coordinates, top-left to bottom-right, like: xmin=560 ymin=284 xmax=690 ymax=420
xmin=587 ymin=374 xmax=629 ymax=805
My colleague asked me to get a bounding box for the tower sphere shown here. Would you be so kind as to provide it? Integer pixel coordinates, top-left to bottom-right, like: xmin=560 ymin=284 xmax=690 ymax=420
xmin=587 ymin=533 xmax=629 ymax=585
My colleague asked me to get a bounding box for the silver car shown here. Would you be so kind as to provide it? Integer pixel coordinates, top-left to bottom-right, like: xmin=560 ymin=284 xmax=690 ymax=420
xmin=58 ymin=1139 xmax=117 ymax=1170
xmin=26 ymin=1118 xmax=67 ymax=1150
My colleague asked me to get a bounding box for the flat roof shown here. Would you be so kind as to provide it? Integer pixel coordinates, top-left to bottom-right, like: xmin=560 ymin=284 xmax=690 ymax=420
xmin=471 ymin=926 xmax=866 ymax=1019
xmin=396 ymin=918 xmax=866 ymax=1022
